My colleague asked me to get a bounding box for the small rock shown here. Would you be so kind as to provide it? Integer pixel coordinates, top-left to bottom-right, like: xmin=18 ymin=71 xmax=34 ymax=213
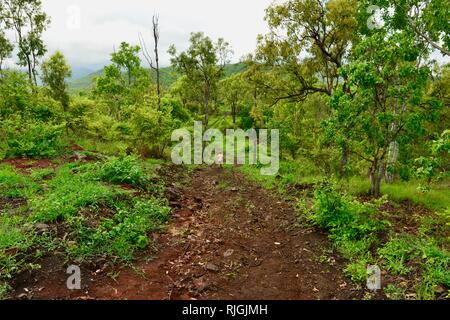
xmin=193 ymin=278 xmax=210 ymax=292
xmin=435 ymin=285 xmax=446 ymax=294
xmin=34 ymin=223 xmax=50 ymax=233
xmin=205 ymin=262 xmax=220 ymax=272
xmin=230 ymin=187 xmax=238 ymax=192
xmin=74 ymin=152 xmax=87 ymax=160
xmin=224 ymin=249 xmax=234 ymax=257
xmin=17 ymin=293 xmax=28 ymax=299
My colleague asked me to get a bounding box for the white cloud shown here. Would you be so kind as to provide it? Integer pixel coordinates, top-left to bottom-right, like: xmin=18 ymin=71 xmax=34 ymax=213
xmin=40 ymin=0 xmax=273 ymax=71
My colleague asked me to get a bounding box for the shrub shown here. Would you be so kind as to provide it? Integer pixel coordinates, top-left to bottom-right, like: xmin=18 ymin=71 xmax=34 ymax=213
xmin=378 ymin=237 xmax=414 ymax=275
xmin=1 ymin=118 xmax=65 ymax=158
xmin=311 ymin=179 xmax=387 ymax=283
xmin=0 ymin=165 xmax=39 ymax=198
xmin=99 ymin=155 xmax=147 ymax=187
xmin=312 ymin=179 xmax=384 ymax=242
xmin=67 ymin=198 xmax=170 ymax=261
xmin=30 ymin=165 xmax=118 ymax=222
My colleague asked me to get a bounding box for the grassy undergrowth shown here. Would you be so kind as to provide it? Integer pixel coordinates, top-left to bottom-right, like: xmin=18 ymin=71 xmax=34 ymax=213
xmin=0 ymin=154 xmax=170 ymax=298
xmin=239 ymin=161 xmax=450 ymax=300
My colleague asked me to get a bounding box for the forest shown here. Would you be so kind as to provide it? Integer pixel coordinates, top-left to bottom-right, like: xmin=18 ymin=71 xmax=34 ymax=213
xmin=0 ymin=0 xmax=448 ymax=301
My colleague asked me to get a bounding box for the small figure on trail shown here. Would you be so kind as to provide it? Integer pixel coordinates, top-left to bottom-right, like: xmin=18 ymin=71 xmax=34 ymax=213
xmin=216 ymin=151 xmax=224 ymax=168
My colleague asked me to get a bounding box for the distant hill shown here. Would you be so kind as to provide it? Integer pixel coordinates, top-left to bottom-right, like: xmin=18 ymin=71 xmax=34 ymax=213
xmin=68 ymin=62 xmax=247 ymax=93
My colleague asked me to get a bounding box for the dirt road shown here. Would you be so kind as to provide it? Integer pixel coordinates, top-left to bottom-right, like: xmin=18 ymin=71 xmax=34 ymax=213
xmin=12 ymin=166 xmax=365 ymax=300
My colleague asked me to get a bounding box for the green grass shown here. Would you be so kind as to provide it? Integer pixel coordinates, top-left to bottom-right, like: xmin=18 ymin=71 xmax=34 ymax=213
xmin=29 ymin=168 xmax=54 ymax=181
xmin=29 ymin=163 xmax=121 ymax=222
xmin=66 ymin=198 xmax=170 ymax=262
xmin=0 ymin=154 xmax=172 ymax=298
xmin=0 ymin=164 xmax=40 ymax=198
xmin=0 ymin=213 xmax=40 ymax=299
xmin=98 ymin=155 xmax=148 ymax=187
xmin=238 ymin=161 xmax=323 ymax=192
xmin=343 ymin=176 xmax=450 ymax=210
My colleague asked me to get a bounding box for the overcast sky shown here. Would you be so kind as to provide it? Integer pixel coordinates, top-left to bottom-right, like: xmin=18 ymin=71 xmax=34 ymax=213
xmin=40 ymin=0 xmax=274 ymax=74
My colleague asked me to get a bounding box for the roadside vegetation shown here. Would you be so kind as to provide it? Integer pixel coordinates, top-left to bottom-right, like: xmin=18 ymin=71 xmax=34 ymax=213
xmin=0 ymin=156 xmax=169 ymax=298
xmin=0 ymin=0 xmax=448 ymax=299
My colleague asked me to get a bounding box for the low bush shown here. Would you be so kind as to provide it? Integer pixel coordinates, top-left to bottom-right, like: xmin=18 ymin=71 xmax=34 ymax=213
xmin=311 ymin=179 xmax=387 ymax=283
xmin=98 ymin=155 xmax=148 ymax=187
xmin=30 ymin=164 xmax=119 ymax=222
xmin=67 ymin=198 xmax=170 ymax=261
xmin=1 ymin=118 xmax=65 ymax=159
xmin=0 ymin=165 xmax=39 ymax=198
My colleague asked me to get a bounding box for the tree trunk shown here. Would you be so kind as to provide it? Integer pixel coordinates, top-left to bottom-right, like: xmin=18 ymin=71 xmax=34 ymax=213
xmin=385 ymin=141 xmax=399 ymax=183
xmin=339 ymin=143 xmax=348 ymax=178
xmin=375 ymin=158 xmax=385 ymax=197
xmin=153 ymin=15 xmax=161 ymax=111
xmin=232 ymin=102 xmax=236 ymax=124
xmin=370 ymin=153 xmax=386 ymax=197
xmin=204 ymin=83 xmax=210 ymax=130
xmin=26 ymin=55 xmax=33 ymax=83
xmin=370 ymin=158 xmax=378 ymax=196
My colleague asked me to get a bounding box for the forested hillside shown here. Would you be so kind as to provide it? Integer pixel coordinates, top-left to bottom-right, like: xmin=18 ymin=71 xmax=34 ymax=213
xmin=0 ymin=0 xmax=448 ymax=301
xmin=67 ymin=63 xmax=247 ymax=93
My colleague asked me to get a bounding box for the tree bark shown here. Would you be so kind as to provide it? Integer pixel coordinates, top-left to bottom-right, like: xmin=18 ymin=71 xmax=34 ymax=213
xmin=204 ymin=83 xmax=210 ymax=130
xmin=153 ymin=15 xmax=161 ymax=111
xmin=339 ymin=143 xmax=348 ymax=178
xmin=232 ymin=102 xmax=236 ymax=124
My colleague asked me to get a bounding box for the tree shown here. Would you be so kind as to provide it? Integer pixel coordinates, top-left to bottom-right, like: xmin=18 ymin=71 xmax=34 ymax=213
xmin=0 ymin=2 xmax=13 ymax=72
xmin=111 ymin=42 xmax=142 ymax=87
xmin=256 ymin=0 xmax=359 ymax=176
xmin=359 ymin=0 xmax=449 ymax=56
xmin=140 ymin=14 xmax=161 ymax=110
xmin=0 ymin=31 xmax=13 ymax=72
xmin=220 ymin=74 xmax=245 ymax=124
xmin=94 ymin=43 xmax=151 ymax=120
xmin=327 ymin=31 xmax=435 ymax=196
xmin=257 ymin=0 xmax=358 ymax=100
xmin=169 ymin=32 xmax=232 ymax=129
xmin=2 ymin=0 xmax=50 ymax=84
xmin=41 ymin=51 xmax=72 ymax=110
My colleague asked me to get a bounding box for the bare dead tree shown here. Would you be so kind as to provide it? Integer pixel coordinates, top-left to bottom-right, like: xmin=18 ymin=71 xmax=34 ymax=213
xmin=139 ymin=14 xmax=161 ymax=110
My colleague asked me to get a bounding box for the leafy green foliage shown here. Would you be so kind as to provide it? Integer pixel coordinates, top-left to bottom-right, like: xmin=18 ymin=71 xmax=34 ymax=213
xmin=1 ymin=118 xmax=65 ymax=158
xmin=0 ymin=164 xmax=39 ymax=198
xmin=30 ymin=164 xmax=119 ymax=222
xmin=312 ymin=179 xmax=385 ymax=242
xmin=66 ymin=198 xmax=169 ymax=261
xmin=169 ymin=32 xmax=232 ymax=128
xmin=98 ymin=155 xmax=148 ymax=187
xmin=41 ymin=51 xmax=72 ymax=109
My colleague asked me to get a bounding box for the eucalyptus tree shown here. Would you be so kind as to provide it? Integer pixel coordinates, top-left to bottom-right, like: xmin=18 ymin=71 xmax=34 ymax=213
xmin=169 ymin=32 xmax=232 ymax=129
xmin=219 ymin=73 xmax=246 ymax=125
xmin=256 ymin=0 xmax=359 ymax=176
xmin=111 ymin=42 xmax=142 ymax=87
xmin=359 ymin=0 xmax=449 ymax=56
xmin=0 ymin=3 xmax=13 ymax=72
xmin=327 ymin=31 xmax=436 ymax=196
xmin=0 ymin=31 xmax=13 ymax=72
xmin=2 ymin=0 xmax=50 ymax=84
xmin=41 ymin=51 xmax=72 ymax=111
